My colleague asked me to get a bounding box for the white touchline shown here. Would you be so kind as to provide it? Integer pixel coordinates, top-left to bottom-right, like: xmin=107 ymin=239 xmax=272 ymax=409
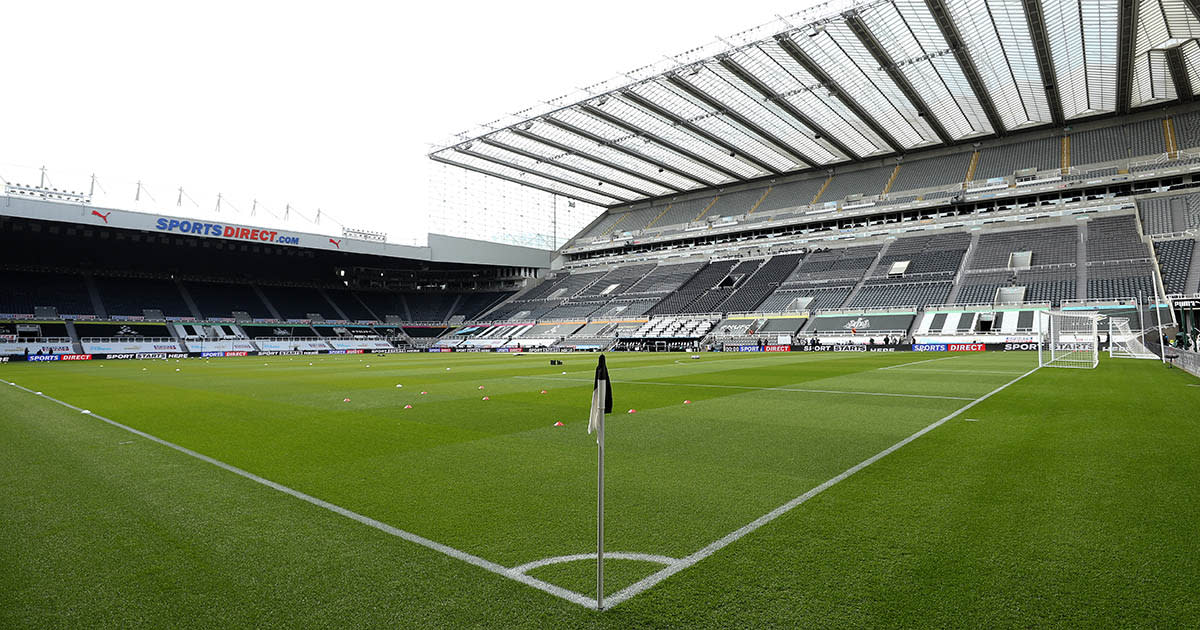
xmin=514 ymin=375 xmax=975 ymax=401
xmin=0 ymin=378 xmax=595 ymax=609
xmin=2 ymin=364 xmax=1039 ymax=612
xmin=878 ymin=356 xmax=961 ymax=370
xmin=598 ymin=364 xmax=1041 ymax=609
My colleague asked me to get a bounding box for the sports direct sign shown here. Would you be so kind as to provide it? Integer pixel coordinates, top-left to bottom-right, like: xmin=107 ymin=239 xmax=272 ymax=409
xmin=154 ymin=218 xmax=302 ymax=245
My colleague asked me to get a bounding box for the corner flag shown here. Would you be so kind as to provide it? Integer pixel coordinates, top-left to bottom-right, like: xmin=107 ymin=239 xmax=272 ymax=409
xmin=587 ymin=354 xmax=612 ymax=442
xmin=587 ymin=354 xmax=612 ymax=610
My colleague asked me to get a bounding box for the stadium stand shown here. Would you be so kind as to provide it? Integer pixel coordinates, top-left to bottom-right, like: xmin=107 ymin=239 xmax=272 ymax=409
xmin=819 ymin=165 xmax=892 ymax=201
xmin=1085 ymin=215 xmax=1150 ymax=262
xmin=184 ymin=281 xmax=272 ymax=320
xmin=1087 ymin=261 xmax=1157 ymax=300
xmin=969 ymin=226 xmax=1079 ymax=269
xmin=752 ymin=177 xmax=826 ymax=214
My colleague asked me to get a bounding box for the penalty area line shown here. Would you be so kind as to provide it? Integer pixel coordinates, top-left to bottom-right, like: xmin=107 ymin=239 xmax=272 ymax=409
xmin=0 ymin=378 xmax=597 ymax=610
xmin=599 ymin=364 xmax=1042 ymax=610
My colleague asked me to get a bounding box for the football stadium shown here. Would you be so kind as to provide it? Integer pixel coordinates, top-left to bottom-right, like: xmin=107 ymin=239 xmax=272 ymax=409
xmin=4 ymin=1 xmax=1200 ymax=628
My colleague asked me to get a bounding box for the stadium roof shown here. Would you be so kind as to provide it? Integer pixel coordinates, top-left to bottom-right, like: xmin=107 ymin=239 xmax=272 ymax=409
xmin=430 ymin=0 xmax=1200 ymax=207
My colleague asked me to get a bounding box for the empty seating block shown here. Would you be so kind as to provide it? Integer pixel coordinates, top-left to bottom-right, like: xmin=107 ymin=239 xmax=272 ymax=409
xmin=1176 ymin=110 xmax=1200 ymax=150
xmin=820 ymin=165 xmax=893 ymax=201
xmin=1086 ymin=215 xmax=1149 ymax=262
xmin=611 ymin=206 xmax=660 ymax=233
xmin=755 ymin=177 xmax=827 ymax=213
xmin=955 ymin=271 xmax=1014 ymax=304
xmin=1127 ymin=119 xmax=1166 ymax=158
xmin=649 ymin=197 xmax=714 ymax=229
xmin=0 ymin=270 xmax=94 ymax=316
xmin=970 ymin=226 xmax=1078 ymax=269
xmin=758 ymin=285 xmax=851 ymax=311
xmin=787 ymin=245 xmax=881 ymax=283
xmin=405 ymin=293 xmax=458 ymax=321
xmin=619 ymin=262 xmax=702 ymax=295
xmin=848 ymin=280 xmax=952 ymax=309
xmin=1014 ymin=269 xmax=1076 ymax=304
xmin=706 ymin=189 xmax=766 ymax=219
xmin=95 ymin=277 xmax=190 ymax=317
xmin=1153 ymin=239 xmax=1194 ymax=294
xmin=1087 ymin=262 xmax=1157 ymax=300
xmin=974 ymin=137 xmax=1061 ymax=180
xmin=576 ymin=264 xmax=655 ymax=298
xmin=873 ymin=232 xmax=969 ymax=277
xmin=186 ymin=281 xmax=270 ymax=319
xmin=259 ymin=286 xmax=331 ymax=319
xmin=1071 ymin=126 xmax=1128 ymax=166
xmin=717 ymin=254 xmax=804 ymax=313
xmin=890 ymin=153 xmax=971 ymax=192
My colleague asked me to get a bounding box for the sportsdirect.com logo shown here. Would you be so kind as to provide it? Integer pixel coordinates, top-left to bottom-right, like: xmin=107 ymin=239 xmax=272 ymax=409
xmin=154 ymin=218 xmax=301 ymax=245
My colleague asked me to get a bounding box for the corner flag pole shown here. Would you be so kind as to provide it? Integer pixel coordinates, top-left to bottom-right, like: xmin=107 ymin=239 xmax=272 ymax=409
xmin=587 ymin=355 xmax=612 ymax=611
xmin=596 ymin=383 xmax=605 ymax=611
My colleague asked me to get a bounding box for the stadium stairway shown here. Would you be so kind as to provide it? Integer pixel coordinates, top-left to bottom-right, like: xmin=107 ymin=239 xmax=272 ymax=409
xmin=945 ymin=232 xmax=980 ymax=304
xmin=1076 ymin=222 xmax=1089 ymax=301
xmin=840 ymin=242 xmax=891 ymax=308
xmin=175 ymin=279 xmax=204 ymax=319
xmin=251 ymin=284 xmax=284 ymax=320
xmin=83 ymin=274 xmax=107 ymax=319
xmin=318 ymin=288 xmax=351 ymax=321
xmin=62 ymin=320 xmax=85 ymax=354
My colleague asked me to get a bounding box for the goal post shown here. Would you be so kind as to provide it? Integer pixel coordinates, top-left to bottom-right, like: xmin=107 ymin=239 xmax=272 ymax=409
xmin=1107 ymin=317 xmax=1159 ymax=360
xmin=1037 ymin=310 xmax=1099 ymax=369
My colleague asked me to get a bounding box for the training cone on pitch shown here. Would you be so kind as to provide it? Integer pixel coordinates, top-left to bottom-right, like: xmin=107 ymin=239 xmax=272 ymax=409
xmin=478 ymin=385 xmax=485 ymax=389
xmin=175 ymin=368 xmax=181 ymax=372
xmin=684 ymin=400 xmax=691 ymax=404
xmin=343 ymin=398 xmax=351 ymax=402
xmin=403 ymin=404 xmax=412 ymax=409
xmin=482 ymin=396 xmax=490 ymax=401
xmin=627 ymin=408 xmax=636 ymax=414
xmin=421 ymin=391 xmax=427 ymax=395
xmin=553 ymin=421 xmax=564 ymax=426
xmin=396 ymin=384 xmax=403 ymax=388
xmin=540 ymin=390 xmax=547 ymax=394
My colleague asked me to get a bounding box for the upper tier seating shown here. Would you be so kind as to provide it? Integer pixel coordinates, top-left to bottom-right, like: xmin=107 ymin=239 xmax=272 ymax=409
xmin=1014 ymin=268 xmax=1076 ymax=304
xmin=519 ymin=271 xmax=606 ymax=302
xmin=820 ymin=165 xmax=893 ymax=201
xmin=1071 ymin=126 xmax=1127 ymax=166
xmin=890 ymin=153 xmax=971 ymax=192
xmin=973 ymin=136 xmax=1061 ymax=180
xmin=706 ymin=189 xmax=767 ymax=219
xmin=1176 ymin=110 xmax=1200 ymax=150
xmin=754 ymin=177 xmax=827 ymax=213
xmin=1127 ymin=119 xmax=1166 ymax=157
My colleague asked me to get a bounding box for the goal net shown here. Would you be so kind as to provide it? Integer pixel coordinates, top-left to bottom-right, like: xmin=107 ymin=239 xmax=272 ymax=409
xmin=1038 ymin=310 xmax=1099 ymax=369
xmin=1107 ymin=317 xmax=1159 ymax=360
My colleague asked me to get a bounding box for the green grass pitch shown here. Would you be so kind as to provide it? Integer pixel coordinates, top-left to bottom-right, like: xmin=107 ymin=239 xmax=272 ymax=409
xmin=2 ymin=351 xmax=1199 ymax=628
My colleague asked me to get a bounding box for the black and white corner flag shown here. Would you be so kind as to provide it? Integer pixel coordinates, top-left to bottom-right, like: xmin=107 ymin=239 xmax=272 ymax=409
xmin=587 ymin=354 xmax=612 ymax=443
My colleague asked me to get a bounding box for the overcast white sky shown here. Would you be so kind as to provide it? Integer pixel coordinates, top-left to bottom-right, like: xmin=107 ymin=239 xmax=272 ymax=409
xmin=1 ymin=0 xmax=811 ymax=244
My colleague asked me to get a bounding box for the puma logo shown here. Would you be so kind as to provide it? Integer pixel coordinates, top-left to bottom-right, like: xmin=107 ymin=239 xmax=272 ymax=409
xmin=91 ymin=210 xmax=111 ymax=224
xmin=329 ymin=238 xmax=341 ymax=249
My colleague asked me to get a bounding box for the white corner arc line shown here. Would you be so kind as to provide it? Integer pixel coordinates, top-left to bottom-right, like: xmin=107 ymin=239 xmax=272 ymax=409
xmin=598 ymin=364 xmax=1041 ymax=610
xmin=0 ymin=378 xmax=596 ymax=610
xmin=509 ymin=552 xmax=679 ymax=576
xmin=514 ymin=376 xmax=975 ymax=401
xmin=878 ymin=356 xmax=961 ymax=370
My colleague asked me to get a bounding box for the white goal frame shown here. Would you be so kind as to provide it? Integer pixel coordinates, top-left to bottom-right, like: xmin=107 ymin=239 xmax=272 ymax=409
xmin=1107 ymin=317 xmax=1159 ymax=360
xmin=1037 ymin=310 xmax=1099 ymax=369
